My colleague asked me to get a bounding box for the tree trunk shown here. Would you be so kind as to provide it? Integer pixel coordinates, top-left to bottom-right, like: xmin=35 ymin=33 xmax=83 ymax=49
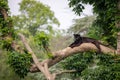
xmin=117 ymin=0 xmax=120 ymax=54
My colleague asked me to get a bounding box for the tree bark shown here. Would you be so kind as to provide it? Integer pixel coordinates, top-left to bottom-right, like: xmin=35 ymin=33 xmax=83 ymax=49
xmin=19 ymin=33 xmax=55 ymax=80
xmin=30 ymin=43 xmax=116 ymax=72
xmin=19 ymin=33 xmax=116 ymax=80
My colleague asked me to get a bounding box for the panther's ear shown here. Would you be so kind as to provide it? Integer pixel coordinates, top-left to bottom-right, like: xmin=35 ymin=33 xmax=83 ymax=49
xmin=73 ymin=34 xmax=80 ymax=37
xmin=73 ymin=34 xmax=76 ymax=36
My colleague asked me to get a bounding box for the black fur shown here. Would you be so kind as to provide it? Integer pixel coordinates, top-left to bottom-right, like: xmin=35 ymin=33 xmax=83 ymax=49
xmin=69 ymin=34 xmax=106 ymax=53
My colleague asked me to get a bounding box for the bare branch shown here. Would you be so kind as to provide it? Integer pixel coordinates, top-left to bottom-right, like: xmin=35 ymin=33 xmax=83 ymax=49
xmin=18 ymin=33 xmax=55 ymax=80
xmin=18 ymin=33 xmax=45 ymax=73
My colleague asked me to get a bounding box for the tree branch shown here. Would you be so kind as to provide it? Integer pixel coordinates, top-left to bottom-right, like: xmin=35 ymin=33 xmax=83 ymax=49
xmin=18 ymin=33 xmax=46 ymax=74
xmin=30 ymin=42 xmax=116 ymax=72
xmin=18 ymin=33 xmax=55 ymax=80
xmin=18 ymin=33 xmax=116 ymax=80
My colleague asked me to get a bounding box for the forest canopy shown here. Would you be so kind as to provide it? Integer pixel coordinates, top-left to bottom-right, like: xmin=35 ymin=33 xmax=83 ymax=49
xmin=0 ymin=0 xmax=120 ymax=80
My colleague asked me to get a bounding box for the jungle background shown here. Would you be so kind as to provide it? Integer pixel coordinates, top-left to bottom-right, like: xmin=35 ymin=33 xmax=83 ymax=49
xmin=0 ymin=0 xmax=120 ymax=80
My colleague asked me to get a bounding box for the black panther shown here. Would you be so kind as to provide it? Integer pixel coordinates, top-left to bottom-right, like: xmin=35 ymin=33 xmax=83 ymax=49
xmin=69 ymin=34 xmax=107 ymax=53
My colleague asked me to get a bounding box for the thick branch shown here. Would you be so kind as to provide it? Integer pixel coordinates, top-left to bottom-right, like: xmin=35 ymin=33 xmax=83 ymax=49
xmin=30 ymin=43 xmax=116 ymax=72
xmin=17 ymin=33 xmax=117 ymax=80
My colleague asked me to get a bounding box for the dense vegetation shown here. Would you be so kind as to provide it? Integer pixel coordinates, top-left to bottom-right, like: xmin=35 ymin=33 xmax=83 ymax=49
xmin=68 ymin=0 xmax=120 ymax=47
xmin=60 ymin=0 xmax=120 ymax=79
xmin=0 ymin=0 xmax=120 ymax=80
xmin=0 ymin=0 xmax=59 ymax=79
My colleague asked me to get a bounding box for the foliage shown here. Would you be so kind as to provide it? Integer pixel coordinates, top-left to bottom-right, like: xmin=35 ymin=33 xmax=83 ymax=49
xmin=34 ymin=31 xmax=53 ymax=58
xmin=13 ymin=0 xmax=60 ymax=35
xmin=61 ymin=52 xmax=94 ymax=78
xmin=0 ymin=0 xmax=8 ymax=10
xmin=1 ymin=0 xmax=120 ymax=79
xmin=87 ymin=26 xmax=104 ymax=40
xmin=68 ymin=0 xmax=120 ymax=48
xmin=34 ymin=31 xmax=49 ymax=50
xmin=81 ymin=66 xmax=111 ymax=80
xmin=0 ymin=50 xmax=21 ymax=80
xmin=0 ymin=49 xmax=37 ymax=80
xmin=0 ymin=0 xmax=16 ymax=51
xmin=8 ymin=51 xmax=32 ymax=78
xmin=0 ymin=1 xmax=34 ymax=78
xmin=68 ymin=16 xmax=96 ymax=34
xmin=81 ymin=54 xmax=120 ymax=80
xmin=65 ymin=1 xmax=120 ymax=79
xmin=61 ymin=52 xmax=120 ymax=79
xmin=0 ymin=0 xmax=24 ymax=79
xmin=0 ymin=36 xmax=13 ymax=50
xmin=1 ymin=0 xmax=59 ymax=78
